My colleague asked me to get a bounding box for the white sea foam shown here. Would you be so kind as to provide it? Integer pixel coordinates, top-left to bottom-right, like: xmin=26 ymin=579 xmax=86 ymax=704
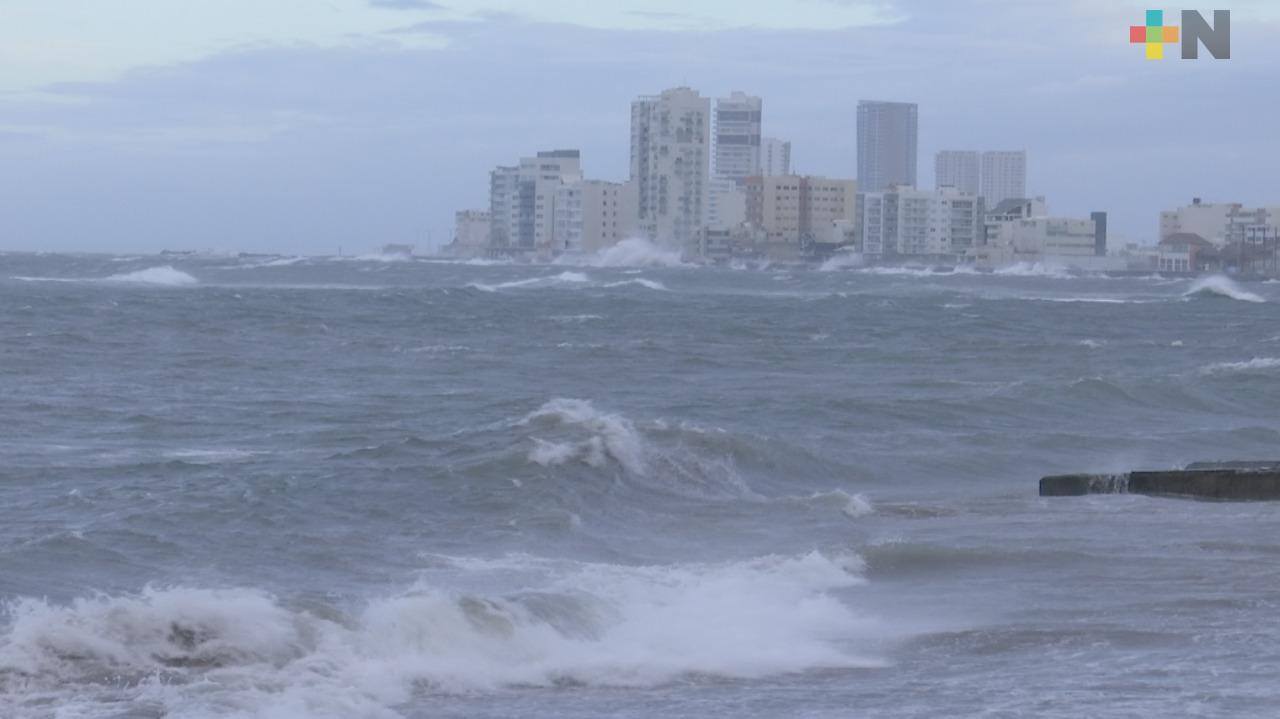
xmin=244 ymin=256 xmax=305 ymax=268
xmin=818 ymin=252 xmax=864 ymax=272
xmin=797 ymin=489 xmax=876 ymax=519
xmin=0 ymin=553 xmax=880 ymax=716
xmin=1184 ymin=275 xmax=1264 ymax=303
xmin=1078 ymin=339 xmax=1104 ymax=348
xmin=521 ymin=398 xmax=647 ymax=475
xmin=991 ymin=262 xmax=1073 ymax=279
xmin=105 ymin=266 xmax=199 ymax=286
xmin=604 ymin=278 xmax=667 ymax=291
xmin=1201 ymin=357 xmax=1280 ymax=374
xmin=467 ymin=271 xmax=591 ymax=292
xmin=547 ymin=314 xmax=604 ymax=323
xmin=559 ymin=237 xmax=687 ymax=268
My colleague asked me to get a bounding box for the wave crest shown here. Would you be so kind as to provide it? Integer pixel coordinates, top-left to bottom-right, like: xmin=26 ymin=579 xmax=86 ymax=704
xmin=105 ymin=266 xmax=199 ymax=286
xmin=1184 ymin=275 xmax=1264 ymax=303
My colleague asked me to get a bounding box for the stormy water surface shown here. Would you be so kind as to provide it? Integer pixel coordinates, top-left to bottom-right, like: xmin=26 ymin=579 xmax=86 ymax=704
xmin=2 ymin=252 xmax=1279 ymax=717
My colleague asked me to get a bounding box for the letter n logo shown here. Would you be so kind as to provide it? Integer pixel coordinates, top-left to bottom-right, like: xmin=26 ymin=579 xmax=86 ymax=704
xmin=1181 ymin=10 xmax=1230 ymax=59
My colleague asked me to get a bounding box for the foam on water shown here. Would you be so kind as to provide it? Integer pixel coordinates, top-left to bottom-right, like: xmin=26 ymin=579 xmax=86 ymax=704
xmin=0 ymin=552 xmax=879 ymax=717
xmin=991 ymin=262 xmax=1073 ymax=279
xmin=1201 ymin=357 xmax=1280 ymax=374
xmin=1184 ymin=275 xmax=1265 ymax=303
xmin=105 ymin=266 xmax=199 ymax=286
xmin=818 ymin=253 xmax=864 ymax=272
xmin=559 ymin=238 xmax=687 ymax=268
xmin=604 ymin=278 xmax=667 ymax=291
xmin=468 ymin=272 xmax=591 ymax=292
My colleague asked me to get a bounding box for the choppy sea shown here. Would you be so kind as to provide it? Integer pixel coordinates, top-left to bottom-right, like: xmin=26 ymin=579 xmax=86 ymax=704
xmin=2 ymin=249 xmax=1279 ymax=718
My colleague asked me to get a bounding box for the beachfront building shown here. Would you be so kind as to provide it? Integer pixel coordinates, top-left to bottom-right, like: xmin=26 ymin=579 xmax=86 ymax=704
xmin=488 ymin=149 xmax=583 ymax=257
xmin=552 ymin=180 xmax=638 ymax=255
xmin=449 ymin=210 xmax=491 ymax=258
xmin=631 ymin=87 xmax=711 ymax=251
xmin=1160 ymin=198 xmax=1280 ymax=246
xmin=857 ymin=185 xmax=982 ymax=260
xmin=743 ymin=175 xmax=857 ymax=260
xmin=974 ymin=206 xmax=1109 ymax=270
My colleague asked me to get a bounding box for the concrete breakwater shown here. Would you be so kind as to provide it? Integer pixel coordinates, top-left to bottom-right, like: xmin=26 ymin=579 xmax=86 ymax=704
xmin=1041 ymin=464 xmax=1280 ymax=500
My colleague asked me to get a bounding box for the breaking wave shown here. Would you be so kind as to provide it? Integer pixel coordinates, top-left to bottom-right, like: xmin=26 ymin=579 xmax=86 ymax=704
xmin=105 ymin=266 xmax=199 ymax=286
xmin=561 ymin=238 xmax=687 ymax=268
xmin=467 ymin=272 xmax=591 ymax=292
xmin=991 ymin=262 xmax=1073 ymax=279
xmin=1201 ymin=357 xmax=1280 ymax=374
xmin=604 ymin=278 xmax=667 ymax=291
xmin=520 ymin=398 xmax=758 ymax=500
xmin=0 ymin=552 xmax=878 ymax=717
xmin=818 ymin=253 xmax=864 ymax=272
xmin=1184 ymin=275 xmax=1264 ymax=303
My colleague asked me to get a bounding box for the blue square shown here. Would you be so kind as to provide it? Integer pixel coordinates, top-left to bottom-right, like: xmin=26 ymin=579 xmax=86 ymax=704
xmin=1146 ymin=9 xmax=1163 ymax=26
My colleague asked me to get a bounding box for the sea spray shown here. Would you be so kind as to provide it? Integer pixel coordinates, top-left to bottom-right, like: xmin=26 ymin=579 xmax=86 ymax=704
xmin=104 ymin=266 xmax=199 ymax=286
xmin=1184 ymin=275 xmax=1265 ymax=303
xmin=0 ymin=552 xmax=881 ymax=715
xmin=561 ymin=238 xmax=687 ymax=269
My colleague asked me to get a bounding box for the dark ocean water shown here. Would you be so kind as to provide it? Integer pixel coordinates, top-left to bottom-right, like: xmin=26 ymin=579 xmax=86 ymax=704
xmin=2 ymin=251 xmax=1279 ymax=718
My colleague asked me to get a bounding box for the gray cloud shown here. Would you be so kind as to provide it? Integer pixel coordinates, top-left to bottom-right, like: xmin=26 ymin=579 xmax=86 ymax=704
xmin=0 ymin=5 xmax=1276 ymax=253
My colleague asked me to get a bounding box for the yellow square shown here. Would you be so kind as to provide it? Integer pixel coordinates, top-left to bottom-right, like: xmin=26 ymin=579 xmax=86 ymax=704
xmin=1146 ymin=42 xmax=1163 ymax=60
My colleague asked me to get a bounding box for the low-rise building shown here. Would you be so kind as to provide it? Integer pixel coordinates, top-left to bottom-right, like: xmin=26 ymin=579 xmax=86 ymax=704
xmin=489 ymin=149 xmax=583 ymax=257
xmin=553 ymin=180 xmax=638 ymax=255
xmin=973 ymin=206 xmax=1109 ymax=270
xmin=744 ymin=175 xmax=857 ymax=260
xmin=706 ymin=177 xmax=747 ymax=231
xmin=857 ymin=185 xmax=982 ymax=261
xmin=1160 ymin=198 xmax=1280 ymax=247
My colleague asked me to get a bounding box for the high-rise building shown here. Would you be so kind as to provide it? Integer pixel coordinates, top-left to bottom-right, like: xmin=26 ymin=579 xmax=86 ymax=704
xmin=935 ymin=151 xmax=980 ymax=195
xmin=856 ymin=100 xmax=918 ymax=192
xmin=713 ymin=91 xmax=762 ymax=182
xmin=631 ymin=87 xmax=711 ymax=249
xmin=762 ymin=137 xmax=792 ymax=176
xmin=488 ymin=149 xmax=582 ymax=255
xmin=980 ymin=151 xmax=1027 ymax=208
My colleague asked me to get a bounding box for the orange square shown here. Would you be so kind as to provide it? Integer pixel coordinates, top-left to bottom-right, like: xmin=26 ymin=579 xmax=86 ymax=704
xmin=1163 ymin=26 xmax=1179 ymax=43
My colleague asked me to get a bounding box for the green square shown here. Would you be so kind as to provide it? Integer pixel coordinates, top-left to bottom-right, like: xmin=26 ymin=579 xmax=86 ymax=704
xmin=1146 ymin=26 xmax=1164 ymax=42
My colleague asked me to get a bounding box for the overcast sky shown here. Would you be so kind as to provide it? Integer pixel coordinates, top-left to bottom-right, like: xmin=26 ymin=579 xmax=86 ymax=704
xmin=1 ymin=0 xmax=1276 ymax=254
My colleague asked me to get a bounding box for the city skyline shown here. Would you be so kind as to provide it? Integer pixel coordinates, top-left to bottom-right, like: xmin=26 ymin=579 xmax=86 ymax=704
xmin=1 ymin=1 xmax=1277 ymax=253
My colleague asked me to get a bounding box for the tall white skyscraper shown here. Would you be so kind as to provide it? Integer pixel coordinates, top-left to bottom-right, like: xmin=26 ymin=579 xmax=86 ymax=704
xmin=762 ymin=137 xmax=792 ymax=176
xmin=713 ymin=91 xmax=762 ymax=182
xmin=857 ymin=100 xmax=918 ymax=192
xmin=981 ymin=151 xmax=1027 ymax=207
xmin=631 ymin=87 xmax=711 ymax=249
xmin=935 ymin=151 xmax=979 ymax=195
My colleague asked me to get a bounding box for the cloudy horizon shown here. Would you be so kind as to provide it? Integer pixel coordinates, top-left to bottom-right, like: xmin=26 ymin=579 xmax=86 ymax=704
xmin=2 ymin=0 xmax=1276 ymax=254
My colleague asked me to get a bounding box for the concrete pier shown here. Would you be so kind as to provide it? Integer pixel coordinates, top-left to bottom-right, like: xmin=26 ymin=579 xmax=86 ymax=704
xmin=1040 ymin=464 xmax=1280 ymax=500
